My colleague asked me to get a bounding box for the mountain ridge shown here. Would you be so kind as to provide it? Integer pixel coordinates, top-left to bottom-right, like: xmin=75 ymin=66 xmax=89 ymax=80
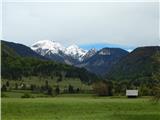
xmin=31 ymin=40 xmax=87 ymax=62
xmin=31 ymin=40 xmax=130 ymax=75
xmin=77 ymin=47 xmax=129 ymax=75
xmin=107 ymin=46 xmax=160 ymax=80
xmin=1 ymin=40 xmax=47 ymax=60
xmin=3 ymin=40 xmax=159 ymax=78
xmin=1 ymin=40 xmax=100 ymax=82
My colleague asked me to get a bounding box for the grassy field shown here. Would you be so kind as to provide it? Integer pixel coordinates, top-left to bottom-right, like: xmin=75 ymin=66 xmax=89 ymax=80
xmin=2 ymin=77 xmax=92 ymax=91
xmin=2 ymin=96 xmax=160 ymax=120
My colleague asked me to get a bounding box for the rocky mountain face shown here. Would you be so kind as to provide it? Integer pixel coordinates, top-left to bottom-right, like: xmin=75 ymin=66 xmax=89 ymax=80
xmin=2 ymin=40 xmax=159 ymax=79
xmin=31 ymin=40 xmax=87 ymax=64
xmin=77 ymin=48 xmax=129 ymax=75
xmin=31 ymin=40 xmax=129 ymax=75
xmin=65 ymin=44 xmax=87 ymax=61
xmin=82 ymin=48 xmax=97 ymax=61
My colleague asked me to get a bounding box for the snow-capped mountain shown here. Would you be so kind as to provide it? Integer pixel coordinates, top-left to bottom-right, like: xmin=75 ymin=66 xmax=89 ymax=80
xmin=82 ymin=48 xmax=97 ymax=61
xmin=65 ymin=44 xmax=87 ymax=61
xmin=30 ymin=40 xmax=130 ymax=75
xmin=31 ymin=40 xmax=87 ymax=62
xmin=78 ymin=48 xmax=129 ymax=75
xmin=31 ymin=40 xmax=65 ymax=56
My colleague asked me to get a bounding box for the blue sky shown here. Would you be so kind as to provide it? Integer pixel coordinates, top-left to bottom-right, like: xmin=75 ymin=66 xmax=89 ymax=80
xmin=80 ymin=43 xmax=135 ymax=51
xmin=1 ymin=0 xmax=159 ymax=51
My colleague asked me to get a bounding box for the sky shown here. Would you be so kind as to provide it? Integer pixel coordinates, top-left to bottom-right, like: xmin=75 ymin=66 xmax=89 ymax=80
xmin=0 ymin=0 xmax=2 ymax=38
xmin=1 ymin=0 xmax=159 ymax=51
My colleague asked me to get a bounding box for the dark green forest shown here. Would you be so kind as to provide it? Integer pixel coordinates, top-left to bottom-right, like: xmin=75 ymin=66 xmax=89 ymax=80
xmin=1 ymin=41 xmax=160 ymax=97
xmin=1 ymin=41 xmax=99 ymax=83
xmin=108 ymin=47 xmax=160 ymax=81
xmin=107 ymin=47 xmax=160 ymax=96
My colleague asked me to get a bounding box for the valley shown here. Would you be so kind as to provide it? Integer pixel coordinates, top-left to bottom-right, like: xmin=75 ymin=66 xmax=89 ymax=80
xmin=1 ymin=40 xmax=160 ymax=97
xmin=1 ymin=40 xmax=160 ymax=120
xmin=1 ymin=1 xmax=159 ymax=120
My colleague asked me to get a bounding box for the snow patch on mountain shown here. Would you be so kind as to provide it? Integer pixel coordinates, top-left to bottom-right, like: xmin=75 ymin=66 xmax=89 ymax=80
xmin=83 ymin=48 xmax=97 ymax=60
xmin=31 ymin=40 xmax=88 ymax=61
xmin=65 ymin=44 xmax=87 ymax=60
xmin=31 ymin=40 xmax=65 ymax=55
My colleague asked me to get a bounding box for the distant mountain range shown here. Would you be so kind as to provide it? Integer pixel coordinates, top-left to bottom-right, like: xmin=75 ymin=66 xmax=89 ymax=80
xmin=31 ymin=40 xmax=129 ymax=75
xmin=1 ymin=40 xmax=99 ymax=82
xmin=2 ymin=40 xmax=160 ymax=79
xmin=77 ymin=48 xmax=128 ymax=75
xmin=31 ymin=40 xmax=87 ymax=63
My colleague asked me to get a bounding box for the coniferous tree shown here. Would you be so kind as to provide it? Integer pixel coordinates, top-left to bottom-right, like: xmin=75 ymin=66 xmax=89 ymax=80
xmin=47 ymin=87 xmax=53 ymax=96
xmin=1 ymin=84 xmax=7 ymax=92
xmin=55 ymin=85 xmax=60 ymax=95
xmin=6 ymin=81 xmax=10 ymax=87
xmin=15 ymin=83 xmax=18 ymax=90
xmin=68 ymin=85 xmax=74 ymax=93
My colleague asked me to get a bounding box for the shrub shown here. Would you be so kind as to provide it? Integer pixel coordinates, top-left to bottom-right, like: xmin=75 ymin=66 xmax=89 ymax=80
xmin=92 ymin=81 xmax=111 ymax=96
xmin=47 ymin=87 xmax=53 ymax=95
xmin=30 ymin=84 xmax=36 ymax=91
xmin=55 ymin=85 xmax=60 ymax=95
xmin=1 ymin=84 xmax=7 ymax=92
xmin=21 ymin=83 xmax=26 ymax=90
xmin=76 ymin=88 xmax=80 ymax=93
xmin=6 ymin=81 xmax=10 ymax=87
xmin=152 ymin=86 xmax=160 ymax=103
xmin=15 ymin=83 xmax=18 ymax=90
xmin=68 ymin=85 xmax=74 ymax=93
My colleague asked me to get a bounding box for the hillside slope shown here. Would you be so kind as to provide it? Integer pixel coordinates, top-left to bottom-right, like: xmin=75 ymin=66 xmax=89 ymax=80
xmin=1 ymin=40 xmax=47 ymax=60
xmin=1 ymin=40 xmax=100 ymax=83
xmin=107 ymin=46 xmax=160 ymax=81
xmin=78 ymin=48 xmax=129 ymax=75
xmin=31 ymin=40 xmax=129 ymax=76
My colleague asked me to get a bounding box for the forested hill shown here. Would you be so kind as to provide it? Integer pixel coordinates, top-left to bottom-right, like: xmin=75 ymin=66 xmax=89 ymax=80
xmin=1 ymin=40 xmax=47 ymax=60
xmin=107 ymin=46 xmax=160 ymax=81
xmin=1 ymin=40 xmax=100 ymax=83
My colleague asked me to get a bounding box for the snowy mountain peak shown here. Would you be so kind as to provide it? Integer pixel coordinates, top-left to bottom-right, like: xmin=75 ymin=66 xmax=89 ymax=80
xmin=82 ymin=48 xmax=97 ymax=60
xmin=65 ymin=44 xmax=87 ymax=60
xmin=31 ymin=40 xmax=64 ymax=50
xmin=31 ymin=40 xmax=88 ymax=61
xmin=67 ymin=44 xmax=79 ymax=49
xmin=89 ymin=48 xmax=97 ymax=53
xmin=31 ymin=40 xmax=65 ymax=55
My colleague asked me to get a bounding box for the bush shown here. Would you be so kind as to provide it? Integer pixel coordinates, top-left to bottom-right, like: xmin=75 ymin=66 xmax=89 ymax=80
xmin=6 ymin=81 xmax=10 ymax=87
xmin=30 ymin=84 xmax=37 ymax=91
xmin=92 ymin=81 xmax=111 ymax=96
xmin=15 ymin=83 xmax=18 ymax=90
xmin=55 ymin=85 xmax=60 ymax=95
xmin=68 ymin=85 xmax=74 ymax=93
xmin=21 ymin=93 xmax=33 ymax=98
xmin=152 ymin=86 xmax=160 ymax=103
xmin=47 ymin=87 xmax=53 ymax=95
xmin=1 ymin=84 xmax=7 ymax=92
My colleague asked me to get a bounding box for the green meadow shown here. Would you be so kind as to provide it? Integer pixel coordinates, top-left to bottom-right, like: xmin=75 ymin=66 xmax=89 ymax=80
xmin=1 ymin=77 xmax=92 ymax=91
xmin=2 ymin=96 xmax=160 ymax=120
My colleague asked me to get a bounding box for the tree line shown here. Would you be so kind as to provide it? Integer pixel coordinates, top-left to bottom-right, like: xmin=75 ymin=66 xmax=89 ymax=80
xmin=1 ymin=46 xmax=100 ymax=83
xmin=1 ymin=80 xmax=88 ymax=96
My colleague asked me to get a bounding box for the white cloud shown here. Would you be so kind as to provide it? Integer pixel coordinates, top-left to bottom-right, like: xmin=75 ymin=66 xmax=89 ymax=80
xmin=0 ymin=0 xmax=2 ymax=40
xmin=4 ymin=0 xmax=159 ymax=2
xmin=2 ymin=1 xmax=159 ymax=48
